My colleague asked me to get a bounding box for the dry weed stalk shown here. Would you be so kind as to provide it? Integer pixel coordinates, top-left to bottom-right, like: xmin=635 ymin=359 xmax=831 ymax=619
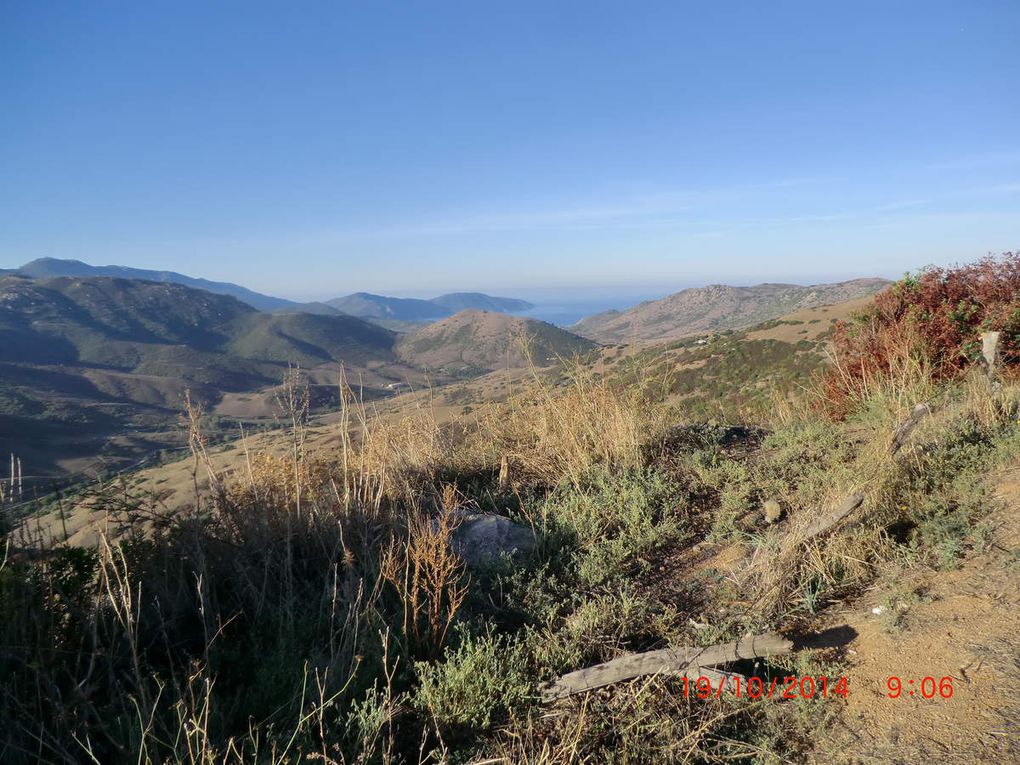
xmin=382 ymin=485 xmax=469 ymax=658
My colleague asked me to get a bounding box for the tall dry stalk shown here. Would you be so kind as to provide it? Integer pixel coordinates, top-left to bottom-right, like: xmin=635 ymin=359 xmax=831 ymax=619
xmin=381 ymin=485 xmax=469 ymax=658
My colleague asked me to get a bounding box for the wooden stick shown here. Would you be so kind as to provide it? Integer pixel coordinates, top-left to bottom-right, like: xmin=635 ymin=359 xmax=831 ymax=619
xmin=800 ymin=493 xmax=865 ymax=540
xmin=889 ymin=403 xmax=931 ymax=455
xmin=542 ymin=632 xmax=792 ymax=701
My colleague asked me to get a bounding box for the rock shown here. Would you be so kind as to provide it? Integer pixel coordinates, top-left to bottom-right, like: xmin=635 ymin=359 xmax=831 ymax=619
xmin=450 ymin=513 xmax=535 ymax=567
xmin=762 ymin=499 xmax=783 ymax=524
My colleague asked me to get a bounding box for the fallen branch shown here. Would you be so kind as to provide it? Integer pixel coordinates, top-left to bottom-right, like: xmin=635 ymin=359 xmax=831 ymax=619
xmin=889 ymin=403 xmax=931 ymax=455
xmin=542 ymin=632 xmax=792 ymax=701
xmin=800 ymin=493 xmax=864 ymax=541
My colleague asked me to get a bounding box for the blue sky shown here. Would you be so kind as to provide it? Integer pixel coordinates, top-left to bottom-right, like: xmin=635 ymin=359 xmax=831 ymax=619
xmin=2 ymin=1 xmax=1018 ymax=301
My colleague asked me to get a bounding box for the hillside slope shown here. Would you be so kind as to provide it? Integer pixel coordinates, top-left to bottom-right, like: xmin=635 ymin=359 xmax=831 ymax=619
xmin=327 ymin=292 xmax=448 ymax=322
xmin=0 ymin=275 xmax=398 ymax=372
xmin=396 ymin=309 xmax=596 ymax=374
xmin=14 ymin=285 xmax=1020 ymax=764
xmin=572 ymin=278 xmax=888 ymax=343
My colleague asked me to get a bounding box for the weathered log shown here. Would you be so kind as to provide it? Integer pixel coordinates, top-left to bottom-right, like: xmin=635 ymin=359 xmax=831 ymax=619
xmin=680 ymin=666 xmax=747 ymax=683
xmin=889 ymin=403 xmax=931 ymax=455
xmin=800 ymin=493 xmax=865 ymax=541
xmin=542 ymin=632 xmax=793 ymax=701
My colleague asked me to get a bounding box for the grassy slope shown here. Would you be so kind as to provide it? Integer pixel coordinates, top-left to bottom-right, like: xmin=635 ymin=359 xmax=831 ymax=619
xmin=8 ymin=352 xmax=1020 ymax=763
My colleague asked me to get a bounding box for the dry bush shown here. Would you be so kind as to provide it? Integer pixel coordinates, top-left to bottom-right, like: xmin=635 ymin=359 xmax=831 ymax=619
xmin=823 ymin=252 xmax=1020 ymax=417
xmin=0 ymin=372 xmax=422 ymax=764
xmin=822 ymin=317 xmax=938 ymax=419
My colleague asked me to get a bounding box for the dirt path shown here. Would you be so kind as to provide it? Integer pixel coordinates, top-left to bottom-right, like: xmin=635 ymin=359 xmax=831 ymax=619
xmin=819 ymin=469 xmax=1020 ymax=763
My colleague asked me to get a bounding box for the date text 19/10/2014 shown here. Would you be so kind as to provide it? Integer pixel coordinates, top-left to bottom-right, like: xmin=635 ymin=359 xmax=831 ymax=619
xmin=678 ymin=675 xmax=955 ymax=700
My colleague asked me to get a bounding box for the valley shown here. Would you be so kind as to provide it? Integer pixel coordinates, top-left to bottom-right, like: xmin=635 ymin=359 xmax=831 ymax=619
xmin=0 ymin=261 xmax=881 ymax=489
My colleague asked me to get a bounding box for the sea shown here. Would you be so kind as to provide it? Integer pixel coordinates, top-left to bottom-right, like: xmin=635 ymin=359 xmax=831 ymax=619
xmin=514 ymin=290 xmax=668 ymax=327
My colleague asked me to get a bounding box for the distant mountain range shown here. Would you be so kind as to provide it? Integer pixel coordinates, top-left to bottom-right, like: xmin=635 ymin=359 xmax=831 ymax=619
xmin=12 ymin=259 xmax=535 ymax=327
xmin=326 ymin=291 xmax=534 ymax=323
xmin=571 ymin=279 xmax=889 ymax=343
xmin=16 ymin=258 xmax=300 ymax=312
xmin=0 ymin=274 xmax=408 ymax=472
xmin=0 ymin=274 xmax=398 ymax=371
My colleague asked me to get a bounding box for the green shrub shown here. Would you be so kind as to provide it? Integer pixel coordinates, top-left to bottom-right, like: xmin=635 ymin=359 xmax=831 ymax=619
xmin=539 ymin=469 xmax=686 ymax=587
xmin=412 ymin=627 xmax=532 ymax=732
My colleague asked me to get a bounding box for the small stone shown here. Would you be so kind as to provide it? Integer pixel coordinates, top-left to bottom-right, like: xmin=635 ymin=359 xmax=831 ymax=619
xmin=762 ymin=499 xmax=783 ymax=524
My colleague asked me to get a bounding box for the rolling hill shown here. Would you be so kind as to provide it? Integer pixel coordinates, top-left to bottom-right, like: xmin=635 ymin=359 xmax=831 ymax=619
xmin=327 ymin=292 xmax=449 ymax=322
xmin=0 ymin=277 xmax=562 ymax=479
xmin=571 ymin=278 xmax=888 ymax=343
xmin=396 ymin=309 xmax=596 ymax=375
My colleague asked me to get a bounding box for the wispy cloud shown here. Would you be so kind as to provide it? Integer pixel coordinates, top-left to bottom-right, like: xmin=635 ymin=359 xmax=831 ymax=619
xmin=338 ymin=177 xmax=821 ymax=239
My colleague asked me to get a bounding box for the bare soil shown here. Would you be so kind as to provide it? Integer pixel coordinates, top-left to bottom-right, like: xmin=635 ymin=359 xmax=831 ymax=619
xmin=818 ymin=469 xmax=1020 ymax=763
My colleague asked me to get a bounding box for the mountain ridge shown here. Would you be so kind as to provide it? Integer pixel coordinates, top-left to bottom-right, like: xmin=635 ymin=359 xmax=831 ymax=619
xmin=13 ymin=259 xmax=536 ymax=325
xmin=328 ymin=291 xmax=535 ymax=323
xmin=17 ymin=258 xmax=299 ymax=312
xmin=0 ymin=274 xmax=409 ymax=475
xmin=571 ymin=278 xmax=889 ymax=343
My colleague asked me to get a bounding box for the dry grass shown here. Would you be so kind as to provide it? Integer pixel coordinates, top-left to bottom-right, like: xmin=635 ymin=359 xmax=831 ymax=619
xmin=481 ymin=361 xmax=652 ymax=489
xmin=822 ymin=318 xmax=938 ymax=420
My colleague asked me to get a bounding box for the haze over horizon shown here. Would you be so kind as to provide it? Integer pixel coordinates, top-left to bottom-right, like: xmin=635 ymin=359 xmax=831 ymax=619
xmin=3 ymin=1 xmax=1018 ymax=300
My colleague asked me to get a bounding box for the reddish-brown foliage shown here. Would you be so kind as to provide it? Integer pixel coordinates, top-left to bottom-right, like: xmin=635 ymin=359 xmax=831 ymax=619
xmin=823 ymin=252 xmax=1020 ymax=416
